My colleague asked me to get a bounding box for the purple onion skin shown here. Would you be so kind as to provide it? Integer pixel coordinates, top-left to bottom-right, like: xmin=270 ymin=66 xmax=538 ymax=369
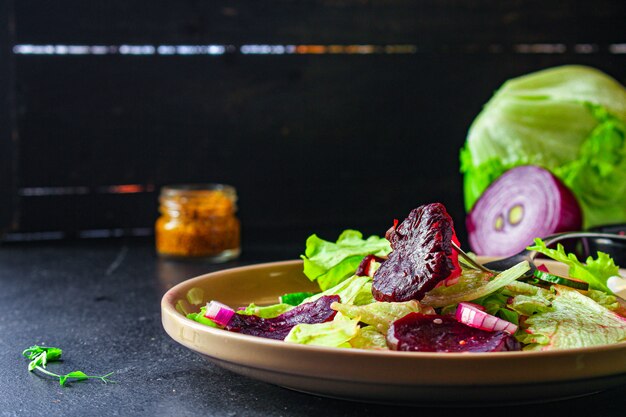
xmin=467 ymin=165 xmax=582 ymax=257
xmin=387 ymin=313 xmax=521 ymax=353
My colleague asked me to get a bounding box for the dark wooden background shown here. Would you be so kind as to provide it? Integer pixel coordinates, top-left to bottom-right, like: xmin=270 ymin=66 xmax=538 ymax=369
xmin=1 ymin=0 xmax=626 ymax=247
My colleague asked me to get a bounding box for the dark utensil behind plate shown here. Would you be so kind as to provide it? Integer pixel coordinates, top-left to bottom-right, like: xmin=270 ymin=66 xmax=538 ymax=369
xmin=583 ymin=224 xmax=626 ymax=267
xmin=453 ymin=231 xmax=626 ymax=278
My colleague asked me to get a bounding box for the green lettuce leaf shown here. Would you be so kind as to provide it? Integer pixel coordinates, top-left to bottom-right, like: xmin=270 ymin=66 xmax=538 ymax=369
xmin=504 ymin=280 xmax=552 ymax=297
xmin=474 ymin=291 xmax=520 ymax=326
xmin=421 ymin=261 xmax=530 ymax=308
xmin=502 ymin=280 xmax=555 ymax=316
xmin=187 ymin=307 xmax=219 ymax=328
xmin=302 ymin=275 xmax=372 ymax=306
xmin=554 ymin=105 xmax=626 ymax=227
xmin=312 ymin=255 xmax=365 ymax=290
xmin=331 ymin=300 xmax=427 ymax=334
xmin=497 ymin=308 xmax=521 ymax=327
xmin=279 ymin=292 xmax=316 ymax=306
xmin=301 ymin=230 xmax=391 ymax=290
xmin=349 ymin=326 xmax=389 ymax=350
xmin=352 ymin=282 xmax=376 ymax=306
xmin=518 ymin=286 xmax=626 ymax=350
xmin=460 ymin=65 xmax=626 ymax=227
xmin=528 ymin=238 xmax=619 ymax=293
xmin=284 ymin=314 xmax=360 ymax=347
xmin=236 ymin=303 xmax=293 ymax=318
xmin=509 ymin=293 xmax=554 ymax=317
xmin=586 ymin=289 xmax=620 ymax=311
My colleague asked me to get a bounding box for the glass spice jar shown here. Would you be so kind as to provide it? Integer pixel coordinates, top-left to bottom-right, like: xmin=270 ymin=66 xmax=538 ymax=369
xmin=155 ymin=184 xmax=240 ymax=262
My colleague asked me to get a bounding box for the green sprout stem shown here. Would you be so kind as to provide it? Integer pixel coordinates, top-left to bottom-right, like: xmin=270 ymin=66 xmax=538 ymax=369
xmin=33 ymin=366 xmax=115 ymax=385
xmin=22 ymin=345 xmax=115 ymax=387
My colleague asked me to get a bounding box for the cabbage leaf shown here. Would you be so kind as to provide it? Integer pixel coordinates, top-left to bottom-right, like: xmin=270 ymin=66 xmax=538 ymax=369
xmin=460 ymin=65 xmax=626 ymax=228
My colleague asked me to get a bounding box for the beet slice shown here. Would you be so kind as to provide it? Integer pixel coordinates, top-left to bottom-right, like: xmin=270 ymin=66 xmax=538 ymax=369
xmin=467 ymin=165 xmax=582 ymax=256
xmin=226 ymin=295 xmax=340 ymax=340
xmin=355 ymin=254 xmax=386 ymax=277
xmin=372 ymin=203 xmax=458 ymax=302
xmin=387 ymin=313 xmax=521 ymax=352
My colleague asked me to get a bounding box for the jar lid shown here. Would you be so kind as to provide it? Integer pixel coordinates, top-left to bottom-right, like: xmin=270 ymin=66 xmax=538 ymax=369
xmin=160 ymin=183 xmax=237 ymax=199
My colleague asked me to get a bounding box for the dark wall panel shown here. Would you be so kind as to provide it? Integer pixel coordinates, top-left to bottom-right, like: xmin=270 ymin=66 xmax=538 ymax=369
xmin=4 ymin=1 xmax=626 ymax=245
xmin=14 ymin=1 xmax=626 ymax=44
xmin=0 ymin=0 xmax=16 ymax=236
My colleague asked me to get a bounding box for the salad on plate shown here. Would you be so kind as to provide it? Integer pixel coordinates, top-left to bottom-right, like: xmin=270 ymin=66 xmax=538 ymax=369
xmin=186 ymin=202 xmax=626 ymax=353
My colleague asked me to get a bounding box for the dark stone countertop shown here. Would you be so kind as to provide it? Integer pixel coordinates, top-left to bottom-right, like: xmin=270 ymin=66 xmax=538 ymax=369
xmin=0 ymin=239 xmax=624 ymax=417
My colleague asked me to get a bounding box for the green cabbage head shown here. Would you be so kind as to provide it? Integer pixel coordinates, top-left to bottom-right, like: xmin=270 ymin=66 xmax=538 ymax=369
xmin=460 ymin=65 xmax=626 ymax=228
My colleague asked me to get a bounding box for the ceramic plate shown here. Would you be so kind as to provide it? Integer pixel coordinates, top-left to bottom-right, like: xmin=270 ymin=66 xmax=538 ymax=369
xmin=161 ymin=258 xmax=626 ymax=406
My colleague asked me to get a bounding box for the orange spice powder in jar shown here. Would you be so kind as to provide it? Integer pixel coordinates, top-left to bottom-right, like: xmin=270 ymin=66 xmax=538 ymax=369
xmin=155 ymin=184 xmax=240 ymax=262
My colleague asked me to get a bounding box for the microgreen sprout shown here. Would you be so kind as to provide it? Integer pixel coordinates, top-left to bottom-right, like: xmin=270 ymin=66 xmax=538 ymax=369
xmin=22 ymin=345 xmax=115 ymax=387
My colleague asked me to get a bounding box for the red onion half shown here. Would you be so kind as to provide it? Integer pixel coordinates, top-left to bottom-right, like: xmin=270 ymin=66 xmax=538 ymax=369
xmin=467 ymin=165 xmax=582 ymax=256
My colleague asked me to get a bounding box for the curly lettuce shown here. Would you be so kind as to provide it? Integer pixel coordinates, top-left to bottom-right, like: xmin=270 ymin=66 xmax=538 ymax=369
xmin=301 ymin=230 xmax=391 ymax=290
xmin=518 ymin=286 xmax=626 ymax=350
xmin=460 ymin=65 xmax=626 ymax=228
xmin=528 ymin=238 xmax=619 ymax=293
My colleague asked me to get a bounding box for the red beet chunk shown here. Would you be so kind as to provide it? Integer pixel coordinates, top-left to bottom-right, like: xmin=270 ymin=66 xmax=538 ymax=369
xmin=355 ymin=254 xmax=386 ymax=277
xmin=388 ymin=313 xmax=521 ymax=352
xmin=372 ymin=203 xmax=458 ymax=302
xmin=226 ymin=295 xmax=340 ymax=340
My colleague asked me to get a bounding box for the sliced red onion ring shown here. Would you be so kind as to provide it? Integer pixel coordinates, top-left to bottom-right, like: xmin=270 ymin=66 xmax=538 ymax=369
xmin=460 ymin=302 xmax=486 ymax=312
xmin=456 ymin=302 xmax=517 ymax=334
xmin=204 ymin=300 xmax=235 ymax=326
xmin=466 ymin=166 xmax=582 ymax=256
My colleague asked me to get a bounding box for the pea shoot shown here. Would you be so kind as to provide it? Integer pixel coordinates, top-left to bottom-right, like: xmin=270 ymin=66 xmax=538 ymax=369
xmin=22 ymin=345 xmax=115 ymax=387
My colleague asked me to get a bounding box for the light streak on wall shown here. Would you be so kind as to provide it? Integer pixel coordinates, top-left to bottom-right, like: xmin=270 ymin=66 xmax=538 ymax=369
xmin=14 ymin=42 xmax=626 ymax=56
xmin=609 ymin=44 xmax=626 ymax=54
xmin=3 ymin=228 xmax=153 ymax=241
xmin=19 ymin=184 xmax=154 ymax=196
xmin=513 ymin=43 xmax=567 ymax=54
